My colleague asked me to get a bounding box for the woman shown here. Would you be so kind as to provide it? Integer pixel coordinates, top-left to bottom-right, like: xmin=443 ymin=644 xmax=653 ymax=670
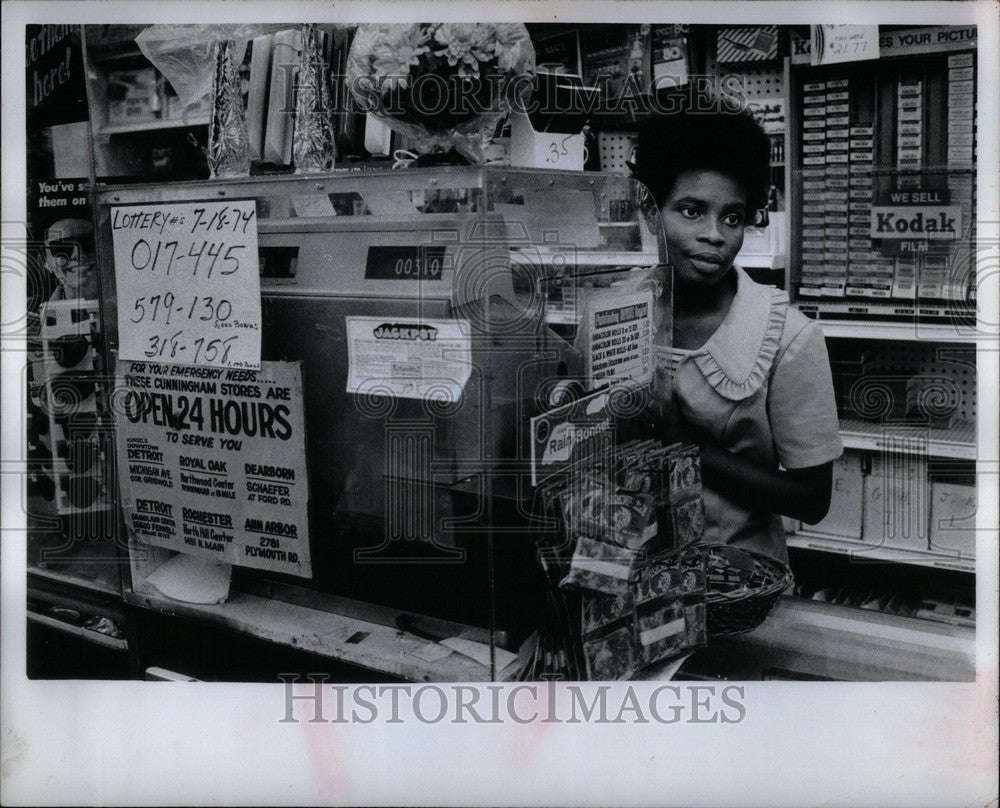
xmin=634 ymin=99 xmax=843 ymax=562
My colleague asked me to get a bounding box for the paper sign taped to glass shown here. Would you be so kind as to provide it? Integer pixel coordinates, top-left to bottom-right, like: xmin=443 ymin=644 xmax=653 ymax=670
xmin=110 ymin=200 xmax=262 ymax=370
xmin=345 ymin=316 xmax=472 ymax=403
xmin=114 ymin=359 xmax=311 ymax=578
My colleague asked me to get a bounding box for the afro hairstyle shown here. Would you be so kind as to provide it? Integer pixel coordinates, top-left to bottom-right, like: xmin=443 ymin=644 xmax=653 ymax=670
xmin=632 ymin=97 xmax=771 ymax=216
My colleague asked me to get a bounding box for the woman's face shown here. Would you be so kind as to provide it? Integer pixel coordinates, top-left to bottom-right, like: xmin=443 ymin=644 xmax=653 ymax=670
xmin=659 ymin=169 xmax=747 ymax=288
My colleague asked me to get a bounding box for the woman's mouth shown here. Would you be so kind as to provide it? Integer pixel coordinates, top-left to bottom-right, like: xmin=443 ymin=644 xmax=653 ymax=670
xmin=687 ymin=253 xmax=726 ymax=271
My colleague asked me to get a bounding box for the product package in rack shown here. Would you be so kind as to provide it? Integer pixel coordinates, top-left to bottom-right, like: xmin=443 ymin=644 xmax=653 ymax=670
xmin=576 ymin=545 xmax=707 ymax=678
xmin=583 ymin=624 xmax=637 ymax=681
xmin=562 ymin=534 xmax=644 ymax=597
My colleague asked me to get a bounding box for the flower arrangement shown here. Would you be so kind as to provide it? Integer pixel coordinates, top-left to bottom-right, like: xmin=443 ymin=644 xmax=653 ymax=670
xmin=347 ymin=23 xmax=536 ymax=162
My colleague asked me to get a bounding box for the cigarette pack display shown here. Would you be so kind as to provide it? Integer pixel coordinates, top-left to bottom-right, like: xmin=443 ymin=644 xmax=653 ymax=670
xmin=930 ymin=482 xmax=977 ymax=558
xmin=803 ymin=81 xmax=826 ymax=91
xmin=917 ymin=267 xmax=946 ymax=299
xmin=811 ymin=452 xmax=864 ymax=539
xmin=892 ymin=264 xmax=917 ymax=299
xmin=949 ymin=67 xmax=974 ymax=81
xmin=948 ymin=53 xmax=974 ymax=68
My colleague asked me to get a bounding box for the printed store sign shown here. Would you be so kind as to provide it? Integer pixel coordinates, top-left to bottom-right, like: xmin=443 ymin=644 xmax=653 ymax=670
xmin=870 ymin=188 xmax=962 ymax=257
xmin=583 ymin=289 xmax=654 ymax=391
xmin=111 ymin=200 xmax=262 ymax=369
xmin=114 ymin=360 xmax=311 ymax=577
xmin=529 ymin=387 xmax=617 ymax=486
xmin=345 ymin=315 xmax=472 ymax=402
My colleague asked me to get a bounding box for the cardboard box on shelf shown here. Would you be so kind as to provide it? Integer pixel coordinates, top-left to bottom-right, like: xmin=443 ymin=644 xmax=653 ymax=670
xmin=863 ymin=454 xmax=929 ymax=551
xmin=929 ymin=482 xmax=976 ymax=558
xmin=811 ymin=452 xmax=864 ymax=540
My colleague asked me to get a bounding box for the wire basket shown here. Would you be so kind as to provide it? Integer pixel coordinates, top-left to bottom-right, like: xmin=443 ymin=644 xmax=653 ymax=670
xmin=701 ymin=544 xmax=793 ymax=636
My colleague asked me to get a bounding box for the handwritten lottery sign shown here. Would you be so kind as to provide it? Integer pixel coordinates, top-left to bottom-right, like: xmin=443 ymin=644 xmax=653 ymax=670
xmin=111 ymin=200 xmax=262 ymax=369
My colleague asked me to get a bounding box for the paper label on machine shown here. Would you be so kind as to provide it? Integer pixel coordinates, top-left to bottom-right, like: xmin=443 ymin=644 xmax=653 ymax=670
xmin=114 ymin=360 xmax=311 ymax=577
xmin=111 ymin=200 xmax=262 ymax=369
xmin=345 ymin=315 xmax=471 ymax=403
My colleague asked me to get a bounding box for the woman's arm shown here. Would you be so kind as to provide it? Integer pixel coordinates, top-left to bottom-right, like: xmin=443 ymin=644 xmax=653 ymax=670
xmin=696 ymin=440 xmax=833 ymax=524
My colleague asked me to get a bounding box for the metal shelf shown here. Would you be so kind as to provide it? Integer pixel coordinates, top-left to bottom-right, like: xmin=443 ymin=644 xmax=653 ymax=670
xmin=789 ymin=530 xmax=975 ymax=573
xmin=27 ymin=611 xmax=128 ymax=652
xmin=737 ymin=252 xmax=785 ymax=270
xmin=814 ymin=318 xmax=979 ymax=343
xmin=839 ymin=418 xmax=976 ymax=460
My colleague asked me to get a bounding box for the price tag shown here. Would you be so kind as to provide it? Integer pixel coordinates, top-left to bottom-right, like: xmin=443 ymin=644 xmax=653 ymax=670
xmin=509 ymin=111 xmax=585 ymax=171
xmin=811 ymin=25 xmax=880 ymax=66
xmin=111 ymin=200 xmax=261 ymax=369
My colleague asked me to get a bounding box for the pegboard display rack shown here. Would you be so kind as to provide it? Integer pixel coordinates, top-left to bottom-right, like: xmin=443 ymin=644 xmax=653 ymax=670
xmin=777 ymin=26 xmax=980 ymax=632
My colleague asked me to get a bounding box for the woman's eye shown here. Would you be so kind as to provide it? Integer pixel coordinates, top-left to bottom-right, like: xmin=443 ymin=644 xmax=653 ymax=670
xmin=722 ymin=213 xmax=744 ymax=227
xmin=678 ymin=206 xmax=700 ymax=219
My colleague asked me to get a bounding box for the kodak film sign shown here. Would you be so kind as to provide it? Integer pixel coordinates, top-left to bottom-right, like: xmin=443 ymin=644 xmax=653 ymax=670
xmin=870 ymin=206 xmax=963 ymax=239
xmin=871 ymin=188 xmax=963 ymax=257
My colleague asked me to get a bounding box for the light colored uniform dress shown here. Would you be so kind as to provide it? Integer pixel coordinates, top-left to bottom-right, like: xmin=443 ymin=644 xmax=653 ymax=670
xmin=661 ymin=267 xmax=843 ymax=562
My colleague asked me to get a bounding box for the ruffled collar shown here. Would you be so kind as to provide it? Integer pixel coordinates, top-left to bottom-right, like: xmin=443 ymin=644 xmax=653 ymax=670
xmin=686 ymin=266 xmax=788 ymax=401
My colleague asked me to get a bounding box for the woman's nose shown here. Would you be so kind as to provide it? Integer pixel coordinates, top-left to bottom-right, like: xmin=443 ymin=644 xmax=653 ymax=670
xmin=698 ymin=220 xmax=725 ymax=245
